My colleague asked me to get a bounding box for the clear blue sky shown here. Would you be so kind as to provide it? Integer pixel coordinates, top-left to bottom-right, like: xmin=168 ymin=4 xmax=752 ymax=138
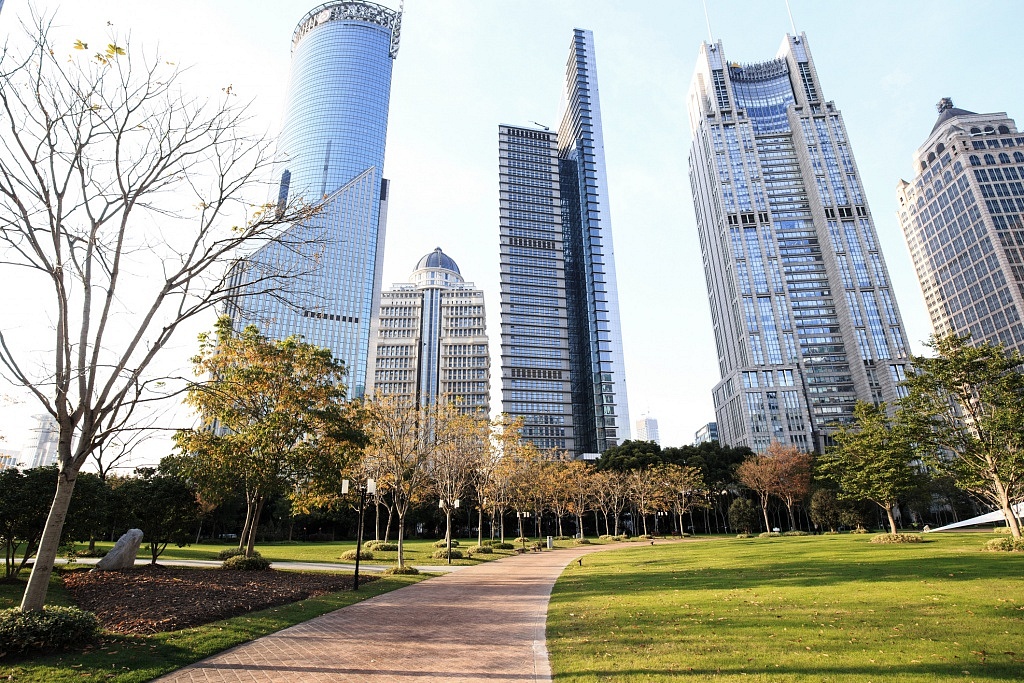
xmin=2 ymin=0 xmax=1023 ymax=462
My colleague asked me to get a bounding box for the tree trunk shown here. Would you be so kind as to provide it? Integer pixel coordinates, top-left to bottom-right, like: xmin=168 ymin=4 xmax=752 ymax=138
xmin=557 ymin=515 xmax=563 ymax=537
xmin=396 ymin=513 xmax=406 ymax=567
xmin=500 ymin=512 xmax=505 ymax=543
xmin=786 ymin=501 xmax=797 ymax=531
xmin=885 ymin=504 xmax=898 ymax=535
xmin=20 ymin=469 xmax=78 ymax=611
xmin=375 ymin=502 xmax=381 ymax=542
xmin=993 ymin=479 xmax=1023 ymax=538
xmin=384 ymin=505 xmax=394 ymax=543
xmin=760 ymin=497 xmax=771 ymax=532
xmin=517 ymin=514 xmax=523 ymax=539
xmin=245 ymin=495 xmax=265 ymax=557
xmin=444 ymin=508 xmax=452 ymax=546
xmin=477 ymin=508 xmax=484 ymax=547
xmin=238 ymin=494 xmax=257 ymax=551
xmin=613 ymin=511 xmax=620 ymax=536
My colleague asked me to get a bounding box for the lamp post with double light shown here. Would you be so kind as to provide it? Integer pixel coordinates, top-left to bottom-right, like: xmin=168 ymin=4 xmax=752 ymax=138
xmin=342 ymin=477 xmax=376 ymax=590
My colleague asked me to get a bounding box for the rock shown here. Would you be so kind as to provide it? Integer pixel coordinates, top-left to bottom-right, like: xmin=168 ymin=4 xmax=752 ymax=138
xmin=92 ymin=529 xmax=144 ymax=571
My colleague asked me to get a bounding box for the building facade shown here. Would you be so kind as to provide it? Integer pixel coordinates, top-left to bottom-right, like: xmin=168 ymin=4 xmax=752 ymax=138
xmin=367 ymin=248 xmax=489 ymax=415
xmin=687 ymin=33 xmax=911 ymax=453
xmin=897 ymin=99 xmax=1024 ymax=354
xmin=226 ymin=1 xmax=401 ymax=397
xmin=634 ymin=415 xmax=660 ymax=444
xmin=0 ymin=448 xmax=20 ymax=471
xmin=498 ymin=29 xmax=630 ymax=457
xmin=694 ymin=421 xmax=719 ymax=445
xmin=22 ymin=414 xmax=57 ymax=468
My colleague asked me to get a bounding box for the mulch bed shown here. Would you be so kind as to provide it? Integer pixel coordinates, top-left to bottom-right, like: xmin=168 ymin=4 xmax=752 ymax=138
xmin=61 ymin=565 xmax=375 ymax=634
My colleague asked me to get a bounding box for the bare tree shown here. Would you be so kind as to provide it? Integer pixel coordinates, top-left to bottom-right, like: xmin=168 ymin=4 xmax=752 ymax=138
xmin=0 ymin=18 xmax=320 ymax=610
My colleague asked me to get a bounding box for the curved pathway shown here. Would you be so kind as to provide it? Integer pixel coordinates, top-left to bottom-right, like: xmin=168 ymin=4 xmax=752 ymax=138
xmin=157 ymin=542 xmax=639 ymax=682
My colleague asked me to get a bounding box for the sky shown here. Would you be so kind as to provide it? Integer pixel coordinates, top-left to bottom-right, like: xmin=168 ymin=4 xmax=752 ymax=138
xmin=2 ymin=0 xmax=1024 ymax=466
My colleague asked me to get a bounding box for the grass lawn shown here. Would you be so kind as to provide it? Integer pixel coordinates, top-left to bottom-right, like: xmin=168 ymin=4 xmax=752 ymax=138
xmin=1 ymin=570 xmax=425 ymax=682
xmin=548 ymin=533 xmax=1024 ymax=682
xmin=75 ymin=535 xmax=611 ymax=567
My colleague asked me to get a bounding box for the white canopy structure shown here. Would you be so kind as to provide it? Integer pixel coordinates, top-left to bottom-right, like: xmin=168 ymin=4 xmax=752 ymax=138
xmin=926 ymin=501 xmax=1024 ymax=532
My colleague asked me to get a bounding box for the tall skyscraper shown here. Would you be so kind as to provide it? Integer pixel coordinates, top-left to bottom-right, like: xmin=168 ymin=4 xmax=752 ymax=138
xmin=366 ymin=248 xmax=490 ymax=414
xmin=694 ymin=422 xmax=719 ymax=445
xmin=687 ymin=33 xmax=911 ymax=453
xmin=498 ymin=29 xmax=630 ymax=458
xmin=897 ymin=99 xmax=1024 ymax=354
xmin=634 ymin=415 xmax=660 ymax=445
xmin=226 ymin=1 xmax=401 ymax=397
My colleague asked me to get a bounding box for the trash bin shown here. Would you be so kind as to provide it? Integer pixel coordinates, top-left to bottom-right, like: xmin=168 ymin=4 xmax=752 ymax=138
xmin=546 ymin=536 xmax=554 ymax=549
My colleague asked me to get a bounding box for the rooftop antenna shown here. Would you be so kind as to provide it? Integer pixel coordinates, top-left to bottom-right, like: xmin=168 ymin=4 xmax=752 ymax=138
xmin=700 ymin=0 xmax=714 ymax=44
xmin=529 ymin=121 xmax=550 ymax=131
xmin=784 ymin=0 xmax=798 ymax=36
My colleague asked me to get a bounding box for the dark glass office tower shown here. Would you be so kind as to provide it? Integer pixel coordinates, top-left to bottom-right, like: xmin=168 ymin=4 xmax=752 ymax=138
xmin=499 ymin=30 xmax=629 ymax=457
xmin=226 ymin=1 xmax=401 ymax=397
xmin=687 ymin=34 xmax=910 ymax=453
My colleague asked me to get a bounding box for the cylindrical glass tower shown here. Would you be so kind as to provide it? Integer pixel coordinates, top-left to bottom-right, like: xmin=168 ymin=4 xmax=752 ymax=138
xmin=232 ymin=1 xmax=401 ymax=398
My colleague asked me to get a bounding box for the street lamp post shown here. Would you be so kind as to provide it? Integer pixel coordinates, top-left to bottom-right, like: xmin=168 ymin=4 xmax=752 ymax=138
xmin=516 ymin=511 xmax=531 ymax=551
xmin=342 ymin=477 xmax=376 ymax=590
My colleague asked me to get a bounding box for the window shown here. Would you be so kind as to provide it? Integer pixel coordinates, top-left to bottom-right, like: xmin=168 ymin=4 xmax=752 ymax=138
xmin=970 ymin=155 xmax=981 ymax=167
xmin=985 ymin=154 xmax=996 ymax=165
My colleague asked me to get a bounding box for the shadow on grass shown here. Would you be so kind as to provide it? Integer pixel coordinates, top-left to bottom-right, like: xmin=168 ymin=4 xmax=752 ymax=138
xmin=553 ymin=662 xmax=1024 ymax=680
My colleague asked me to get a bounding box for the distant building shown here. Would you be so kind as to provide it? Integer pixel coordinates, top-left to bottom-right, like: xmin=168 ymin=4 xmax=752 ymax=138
xmin=366 ymin=248 xmax=489 ymax=415
xmin=23 ymin=414 xmax=58 ymax=468
xmin=0 ymin=448 xmax=20 ymax=471
xmin=694 ymin=422 xmax=719 ymax=445
xmin=897 ymin=99 xmax=1024 ymax=354
xmin=634 ymin=416 xmax=660 ymax=445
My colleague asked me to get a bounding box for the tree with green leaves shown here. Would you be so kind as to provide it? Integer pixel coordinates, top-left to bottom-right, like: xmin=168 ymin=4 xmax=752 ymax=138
xmin=116 ymin=468 xmax=200 ymax=564
xmin=595 ymin=440 xmax=664 ymax=471
xmin=728 ymin=497 xmax=759 ymax=535
xmin=903 ymin=335 xmax=1024 ymax=538
xmin=818 ymin=401 xmax=924 ymax=534
xmin=173 ymin=317 xmax=364 ymax=557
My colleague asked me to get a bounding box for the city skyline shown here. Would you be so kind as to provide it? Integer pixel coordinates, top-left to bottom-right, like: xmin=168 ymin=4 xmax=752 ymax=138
xmin=1 ymin=1 xmax=1022 ymax=462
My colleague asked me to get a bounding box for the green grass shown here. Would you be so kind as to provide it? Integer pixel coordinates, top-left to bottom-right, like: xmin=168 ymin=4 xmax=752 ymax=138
xmin=548 ymin=533 xmax=1024 ymax=682
xmin=1 ymin=571 xmax=425 ymax=682
xmin=74 ymin=535 xmax=615 ymax=567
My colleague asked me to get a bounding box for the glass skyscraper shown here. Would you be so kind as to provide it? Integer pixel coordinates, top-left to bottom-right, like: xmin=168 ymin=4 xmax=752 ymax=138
xmin=898 ymin=100 xmax=1024 ymax=355
xmin=687 ymin=34 xmax=911 ymax=453
xmin=499 ymin=29 xmax=630 ymax=457
xmin=226 ymin=1 xmax=401 ymax=397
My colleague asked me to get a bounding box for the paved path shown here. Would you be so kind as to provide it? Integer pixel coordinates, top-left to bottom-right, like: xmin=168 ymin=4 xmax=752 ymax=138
xmin=156 ymin=543 xmax=633 ymax=683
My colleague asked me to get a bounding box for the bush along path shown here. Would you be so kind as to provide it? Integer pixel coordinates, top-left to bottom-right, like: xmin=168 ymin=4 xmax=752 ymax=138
xmin=157 ymin=540 xmax=660 ymax=683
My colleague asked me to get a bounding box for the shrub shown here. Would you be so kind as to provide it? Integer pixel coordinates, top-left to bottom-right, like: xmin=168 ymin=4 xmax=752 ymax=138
xmin=468 ymin=545 xmax=493 ymax=554
xmin=758 ymin=532 xmax=781 ymax=538
xmin=531 ymin=541 xmax=544 ymax=549
xmin=480 ymin=539 xmax=494 ymax=546
xmin=994 ymin=527 xmax=1013 ymax=535
xmin=365 ymin=541 xmax=397 ymax=552
xmin=782 ymin=530 xmax=810 ymax=536
xmin=985 ymin=537 xmax=1024 ymax=552
xmin=221 ymin=552 xmax=271 ymax=570
xmin=638 ymin=534 xmax=654 ymax=540
xmin=851 ymin=526 xmax=869 ymax=534
xmin=217 ymin=547 xmax=246 ymax=561
xmin=823 ymin=530 xmax=840 ymax=535
xmin=339 ymin=549 xmax=374 ymax=561
xmin=492 ymin=542 xmax=514 ymax=550
xmin=553 ymin=535 xmax=571 ymax=541
xmin=735 ymin=533 xmax=753 ymax=539
xmin=870 ymin=533 xmax=924 ymax=544
xmin=432 ymin=548 xmax=463 ymax=560
xmin=384 ymin=565 xmax=420 ymax=575
xmin=0 ymin=606 xmax=99 ymax=658
xmin=599 ymin=534 xmax=614 ymax=540
xmin=432 ymin=539 xmax=460 ymax=548
xmin=513 ymin=537 xmax=530 ymax=544
xmin=681 ymin=533 xmax=692 ymax=538
xmin=75 ymin=549 xmax=108 ymax=558
xmin=574 ymin=538 xmax=592 ymax=545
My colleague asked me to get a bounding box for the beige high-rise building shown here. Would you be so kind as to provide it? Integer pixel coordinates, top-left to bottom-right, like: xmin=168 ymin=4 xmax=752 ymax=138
xmin=897 ymin=99 xmax=1024 ymax=353
xmin=366 ymin=248 xmax=489 ymax=414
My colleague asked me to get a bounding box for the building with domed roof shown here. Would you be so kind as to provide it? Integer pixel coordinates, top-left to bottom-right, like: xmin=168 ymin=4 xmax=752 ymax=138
xmin=897 ymin=100 xmax=1024 ymax=355
xmin=366 ymin=248 xmax=489 ymax=414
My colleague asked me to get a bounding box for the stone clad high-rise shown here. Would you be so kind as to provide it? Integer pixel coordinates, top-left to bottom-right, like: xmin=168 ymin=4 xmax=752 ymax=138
xmin=687 ymin=33 xmax=911 ymax=453
xmin=366 ymin=248 xmax=490 ymax=415
xmin=226 ymin=1 xmax=401 ymax=397
xmin=897 ymin=99 xmax=1024 ymax=354
xmin=498 ymin=29 xmax=630 ymax=458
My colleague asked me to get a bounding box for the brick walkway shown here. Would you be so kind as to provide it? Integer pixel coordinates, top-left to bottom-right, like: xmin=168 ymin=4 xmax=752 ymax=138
xmin=157 ymin=543 xmax=624 ymax=683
